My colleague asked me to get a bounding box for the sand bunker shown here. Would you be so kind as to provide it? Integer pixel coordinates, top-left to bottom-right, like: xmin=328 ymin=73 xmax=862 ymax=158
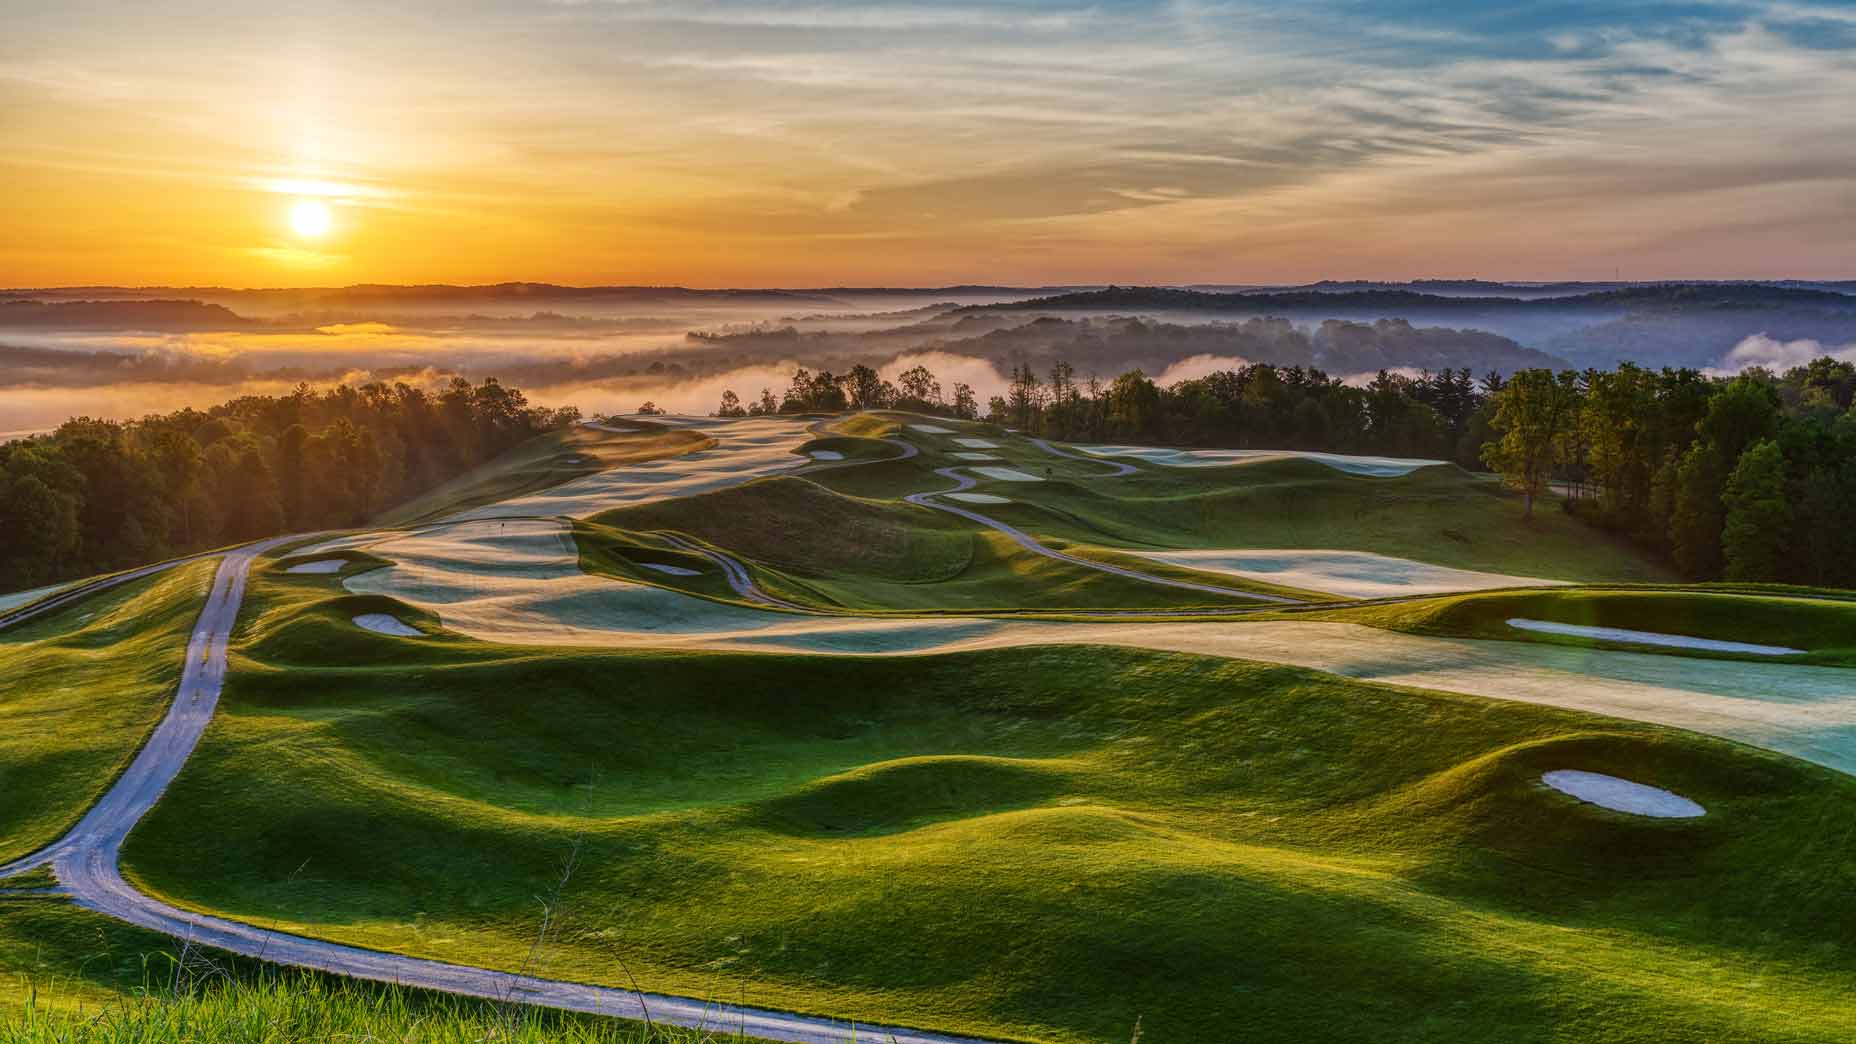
xmin=953 ymin=438 xmax=999 ymax=449
xmin=1507 ymin=619 xmax=1804 ymax=656
xmin=331 ymin=517 xmax=1856 ymax=777
xmin=1541 ymin=770 xmax=1705 ymax=818
xmin=1129 ymin=549 xmax=1563 ymax=599
xmin=908 ymin=424 xmax=956 ymax=434
xmin=970 ymin=466 xmax=1044 ymax=482
xmin=946 ymin=492 xmax=1012 ymax=505
xmin=450 ymin=417 xmax=812 ymax=522
xmin=353 ymin=613 xmax=422 ymax=637
xmin=809 ymin=450 xmax=845 ymax=461
xmin=284 ymin=559 xmax=347 ymax=574
xmin=640 ymin=562 xmax=702 ymax=577
xmin=1078 ymin=444 xmax=1444 ymax=478
xmin=951 ymin=451 xmax=1002 ymax=461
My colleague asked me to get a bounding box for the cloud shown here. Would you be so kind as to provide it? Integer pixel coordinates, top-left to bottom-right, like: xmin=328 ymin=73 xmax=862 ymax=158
xmin=1155 ymin=353 xmax=1249 ymax=385
xmin=1710 ymin=333 xmax=1856 ymax=375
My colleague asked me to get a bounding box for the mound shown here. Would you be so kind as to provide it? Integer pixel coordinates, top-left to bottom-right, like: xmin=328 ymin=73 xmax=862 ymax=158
xmin=595 ymin=476 xmax=973 ymax=582
xmin=1332 ymin=587 xmax=1856 ymax=663
xmin=748 ymin=755 xmax=1075 ymax=837
xmin=121 ymin=641 xmax=1856 ymax=1044
xmin=975 ymin=457 xmax=1671 ymax=583
xmin=0 ymin=562 xmax=215 ymax=864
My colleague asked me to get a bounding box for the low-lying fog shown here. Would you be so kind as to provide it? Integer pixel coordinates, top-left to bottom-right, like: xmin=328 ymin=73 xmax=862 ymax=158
xmin=3 ymin=284 xmax=1849 ymax=434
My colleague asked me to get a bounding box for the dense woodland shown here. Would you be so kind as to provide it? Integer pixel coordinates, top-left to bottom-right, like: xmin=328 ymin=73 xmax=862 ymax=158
xmin=0 ymin=378 xmax=578 ymax=589
xmin=727 ymin=354 xmax=1856 ymax=586
xmin=4 ymin=355 xmax=1850 ymax=593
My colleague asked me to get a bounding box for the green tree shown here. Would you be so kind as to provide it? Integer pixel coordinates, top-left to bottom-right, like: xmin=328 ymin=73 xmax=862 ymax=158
xmin=1480 ymin=369 xmax=1580 ymax=520
xmin=1699 ymin=375 xmax=1780 ymax=461
xmin=1669 ymin=442 xmax=1727 ymax=579
xmin=1720 ymin=439 xmax=1791 ymax=581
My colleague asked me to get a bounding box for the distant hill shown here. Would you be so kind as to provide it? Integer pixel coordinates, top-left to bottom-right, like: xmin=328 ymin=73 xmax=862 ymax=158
xmin=961 ymin=283 xmax=1856 ymax=369
xmin=0 ymin=298 xmax=249 ymax=330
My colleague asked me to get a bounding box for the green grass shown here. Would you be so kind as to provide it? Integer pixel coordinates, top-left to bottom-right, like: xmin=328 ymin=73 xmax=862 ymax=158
xmin=0 ymin=562 xmax=214 ymax=864
xmin=598 ymin=477 xmax=974 ymax=584
xmin=0 ymin=897 xmax=759 ymax=1042
xmin=0 ymin=893 xmax=187 ymax=1009
xmin=582 ymin=476 xmax=1270 ymax=612
xmin=796 ymin=434 xmax=898 ymax=462
xmin=106 ymin=572 xmax=1856 ymax=1044
xmin=1301 ymin=586 xmax=1856 ymax=665
xmin=962 ymin=457 xmax=1673 ymax=584
xmin=373 ymin=424 xmax=711 ymax=527
xmin=798 ymin=420 xmax=1671 ymax=587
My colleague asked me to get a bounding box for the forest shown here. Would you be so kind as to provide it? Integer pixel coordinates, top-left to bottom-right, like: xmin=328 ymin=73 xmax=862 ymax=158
xmin=0 ymin=377 xmax=578 ymax=589
xmin=729 ymin=354 xmax=1856 ymax=586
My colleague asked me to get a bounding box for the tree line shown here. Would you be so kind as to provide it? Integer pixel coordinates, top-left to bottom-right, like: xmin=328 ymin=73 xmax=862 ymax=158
xmin=717 ymin=361 xmax=1493 ymax=465
xmin=1481 ymin=359 xmax=1856 ymax=585
xmin=0 ymin=378 xmax=579 ymax=589
xmin=714 ymin=354 xmax=1856 ymax=586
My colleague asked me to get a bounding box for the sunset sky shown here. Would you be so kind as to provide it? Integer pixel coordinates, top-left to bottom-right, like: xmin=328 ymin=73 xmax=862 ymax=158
xmin=4 ymin=1 xmax=1854 ymax=287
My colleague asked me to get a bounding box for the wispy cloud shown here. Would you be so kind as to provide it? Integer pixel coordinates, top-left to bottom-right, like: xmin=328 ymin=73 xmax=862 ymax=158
xmin=2 ymin=1 xmax=1854 ymax=283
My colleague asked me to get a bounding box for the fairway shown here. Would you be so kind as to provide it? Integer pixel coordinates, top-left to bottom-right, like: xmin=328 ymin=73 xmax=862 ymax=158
xmin=0 ymin=563 xmax=213 ymax=865
xmin=7 ymin=412 xmax=1856 ymax=1044
xmin=117 ymin=607 xmax=1856 ymax=1044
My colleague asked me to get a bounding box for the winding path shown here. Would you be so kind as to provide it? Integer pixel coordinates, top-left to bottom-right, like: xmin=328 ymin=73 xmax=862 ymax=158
xmin=1029 ymin=437 xmax=1137 ymax=476
xmin=0 ymin=536 xmax=999 ymax=1044
xmin=657 ymin=532 xmax=815 ymax=612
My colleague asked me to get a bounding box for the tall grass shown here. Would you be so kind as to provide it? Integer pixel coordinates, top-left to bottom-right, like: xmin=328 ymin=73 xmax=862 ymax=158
xmin=1 ymin=968 xmax=754 ymax=1044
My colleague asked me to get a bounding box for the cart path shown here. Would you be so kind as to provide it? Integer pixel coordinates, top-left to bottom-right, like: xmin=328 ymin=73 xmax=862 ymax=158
xmin=0 ymin=535 xmax=1001 ymax=1044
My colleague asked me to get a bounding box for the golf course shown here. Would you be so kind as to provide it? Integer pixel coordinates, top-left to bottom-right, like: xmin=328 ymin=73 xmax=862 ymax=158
xmin=4 ymin=411 xmax=1855 ymax=1043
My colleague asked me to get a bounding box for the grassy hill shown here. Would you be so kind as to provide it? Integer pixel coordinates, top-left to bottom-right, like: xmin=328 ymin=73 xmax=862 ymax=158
xmin=373 ymin=422 xmax=711 ymax=527
xmin=583 ymin=476 xmax=1278 ymax=611
xmin=1302 ymin=586 xmax=1856 ymax=665
xmin=798 ymin=414 xmax=1671 ymax=586
xmin=0 ymin=562 xmax=214 ymax=864
xmin=0 ymin=897 xmax=734 ymax=1042
xmin=107 ymin=570 xmax=1856 ymax=1044
xmin=961 ymin=457 xmax=1673 ymax=583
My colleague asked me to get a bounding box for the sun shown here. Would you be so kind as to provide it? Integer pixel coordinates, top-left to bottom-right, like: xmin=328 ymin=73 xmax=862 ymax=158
xmin=288 ymin=198 xmax=333 ymax=238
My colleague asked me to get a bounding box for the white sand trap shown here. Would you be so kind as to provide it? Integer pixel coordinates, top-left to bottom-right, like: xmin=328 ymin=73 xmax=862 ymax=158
xmin=1129 ymin=549 xmax=1564 ymax=599
xmin=451 ymin=416 xmax=813 ymax=521
xmin=284 ymin=559 xmax=346 ymax=574
xmin=1078 ymin=444 xmax=1444 ymax=477
xmin=640 ymin=562 xmax=702 ymax=577
xmin=951 ymin=451 xmax=1002 ymax=461
xmin=338 ymin=523 xmax=1856 ymax=774
xmin=353 ymin=613 xmax=422 ymax=637
xmin=908 ymin=423 xmax=956 ymax=434
xmin=1507 ymin=619 xmax=1804 ymax=656
xmin=1541 ymin=770 xmax=1705 ymax=818
xmin=946 ymin=492 xmax=1012 ymax=505
xmin=953 ymin=438 xmax=999 ymax=449
xmin=809 ymin=450 xmax=845 ymax=461
xmin=970 ymin=466 xmax=1044 ymax=482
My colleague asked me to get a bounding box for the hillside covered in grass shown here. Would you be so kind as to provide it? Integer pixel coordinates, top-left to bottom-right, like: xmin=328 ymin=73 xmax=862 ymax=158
xmin=1308 ymin=586 xmax=1856 ymax=665
xmin=107 ymin=569 xmax=1856 ymax=1044
xmin=0 ymin=562 xmax=213 ymax=864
